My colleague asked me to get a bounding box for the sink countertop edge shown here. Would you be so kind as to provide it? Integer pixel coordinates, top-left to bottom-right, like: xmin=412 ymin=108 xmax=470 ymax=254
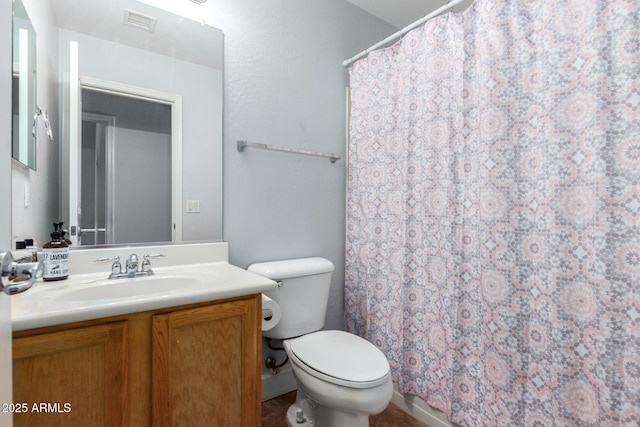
xmin=12 ymin=262 xmax=277 ymax=332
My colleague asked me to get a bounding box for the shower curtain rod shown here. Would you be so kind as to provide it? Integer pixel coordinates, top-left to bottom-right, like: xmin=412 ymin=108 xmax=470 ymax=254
xmin=343 ymin=0 xmax=467 ymax=67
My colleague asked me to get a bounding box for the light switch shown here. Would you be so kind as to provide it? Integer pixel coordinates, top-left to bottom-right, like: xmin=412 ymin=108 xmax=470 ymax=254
xmin=186 ymin=200 xmax=200 ymax=213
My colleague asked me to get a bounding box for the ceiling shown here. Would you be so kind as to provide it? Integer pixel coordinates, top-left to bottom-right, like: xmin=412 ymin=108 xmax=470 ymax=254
xmin=45 ymin=0 xmax=475 ymax=66
xmin=48 ymin=0 xmax=223 ymax=69
xmin=346 ymin=0 xmax=475 ymax=28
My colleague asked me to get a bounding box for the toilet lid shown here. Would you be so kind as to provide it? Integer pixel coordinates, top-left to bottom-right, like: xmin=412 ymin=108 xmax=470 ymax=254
xmin=289 ymin=330 xmax=389 ymax=383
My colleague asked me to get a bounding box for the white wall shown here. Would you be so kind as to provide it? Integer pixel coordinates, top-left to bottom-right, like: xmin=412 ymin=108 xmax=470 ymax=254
xmin=11 ymin=0 xmax=59 ymax=248
xmin=1 ymin=0 xmax=13 ymax=423
xmin=1 ymin=1 xmax=11 ymax=248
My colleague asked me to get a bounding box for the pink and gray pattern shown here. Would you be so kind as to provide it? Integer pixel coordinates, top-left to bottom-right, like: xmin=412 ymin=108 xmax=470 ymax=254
xmin=345 ymin=0 xmax=639 ymax=425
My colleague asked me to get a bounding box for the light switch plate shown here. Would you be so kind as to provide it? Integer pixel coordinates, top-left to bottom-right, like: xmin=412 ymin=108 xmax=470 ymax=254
xmin=186 ymin=200 xmax=200 ymax=213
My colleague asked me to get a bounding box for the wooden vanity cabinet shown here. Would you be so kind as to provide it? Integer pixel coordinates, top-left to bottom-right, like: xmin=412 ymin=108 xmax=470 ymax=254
xmin=12 ymin=294 xmax=262 ymax=427
xmin=12 ymin=321 xmax=128 ymax=426
xmin=152 ymin=298 xmax=262 ymax=426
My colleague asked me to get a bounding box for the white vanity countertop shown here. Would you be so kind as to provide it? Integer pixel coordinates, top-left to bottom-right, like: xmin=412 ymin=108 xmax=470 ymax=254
xmin=11 ymin=242 xmax=277 ymax=331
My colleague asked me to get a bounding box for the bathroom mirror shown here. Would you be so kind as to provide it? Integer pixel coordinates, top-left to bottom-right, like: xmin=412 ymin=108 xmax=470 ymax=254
xmin=11 ymin=0 xmax=37 ymax=170
xmin=13 ymin=0 xmax=223 ymax=246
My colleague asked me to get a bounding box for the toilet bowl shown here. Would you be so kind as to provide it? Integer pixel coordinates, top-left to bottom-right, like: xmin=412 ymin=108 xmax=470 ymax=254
xmin=248 ymin=257 xmax=393 ymax=427
xmin=284 ymin=330 xmax=393 ymax=427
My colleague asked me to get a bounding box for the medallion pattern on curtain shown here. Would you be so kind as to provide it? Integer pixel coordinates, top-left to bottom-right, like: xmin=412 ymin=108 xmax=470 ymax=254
xmin=345 ymin=0 xmax=639 ymax=425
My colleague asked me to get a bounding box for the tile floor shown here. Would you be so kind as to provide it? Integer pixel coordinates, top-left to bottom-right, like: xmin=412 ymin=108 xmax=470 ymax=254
xmin=262 ymin=391 xmax=431 ymax=427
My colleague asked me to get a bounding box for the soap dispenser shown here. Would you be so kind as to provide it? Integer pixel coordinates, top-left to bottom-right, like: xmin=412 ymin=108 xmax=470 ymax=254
xmin=59 ymin=222 xmax=73 ymax=246
xmin=43 ymin=222 xmax=69 ymax=281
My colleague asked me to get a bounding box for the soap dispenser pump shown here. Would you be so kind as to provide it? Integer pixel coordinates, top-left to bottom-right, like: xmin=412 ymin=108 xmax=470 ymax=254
xmin=42 ymin=222 xmax=69 ymax=281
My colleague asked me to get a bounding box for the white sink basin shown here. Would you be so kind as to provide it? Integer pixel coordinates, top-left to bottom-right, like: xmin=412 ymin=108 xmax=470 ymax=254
xmin=12 ymin=259 xmax=277 ymax=332
xmin=50 ymin=274 xmax=205 ymax=302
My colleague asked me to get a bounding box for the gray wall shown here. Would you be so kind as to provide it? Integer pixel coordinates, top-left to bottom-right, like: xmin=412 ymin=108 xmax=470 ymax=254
xmin=112 ymin=126 xmax=172 ymax=243
xmin=219 ymin=0 xmax=395 ymax=331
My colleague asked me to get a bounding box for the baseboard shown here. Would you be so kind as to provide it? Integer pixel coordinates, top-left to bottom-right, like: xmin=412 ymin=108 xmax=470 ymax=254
xmin=391 ymin=387 xmax=455 ymax=427
xmin=261 ymin=364 xmax=297 ymax=402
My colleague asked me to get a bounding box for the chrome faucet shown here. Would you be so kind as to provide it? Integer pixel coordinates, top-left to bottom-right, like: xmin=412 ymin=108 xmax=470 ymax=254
xmin=95 ymin=253 xmax=165 ymax=279
xmin=141 ymin=254 xmax=154 ymax=273
xmin=126 ymin=254 xmax=139 ymax=277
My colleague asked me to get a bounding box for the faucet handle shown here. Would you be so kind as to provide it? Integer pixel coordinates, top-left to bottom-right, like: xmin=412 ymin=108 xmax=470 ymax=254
xmin=94 ymin=256 xmax=122 ymax=277
xmin=94 ymin=255 xmax=121 ymax=270
xmin=93 ymin=255 xmax=120 ymax=263
xmin=142 ymin=253 xmax=166 ymax=272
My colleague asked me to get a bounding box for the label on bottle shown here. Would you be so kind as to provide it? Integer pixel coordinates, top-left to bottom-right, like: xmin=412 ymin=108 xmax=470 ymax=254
xmin=43 ymin=248 xmax=69 ymax=279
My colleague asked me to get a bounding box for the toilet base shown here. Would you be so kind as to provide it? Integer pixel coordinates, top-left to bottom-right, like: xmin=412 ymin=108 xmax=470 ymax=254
xmin=285 ymin=397 xmax=371 ymax=427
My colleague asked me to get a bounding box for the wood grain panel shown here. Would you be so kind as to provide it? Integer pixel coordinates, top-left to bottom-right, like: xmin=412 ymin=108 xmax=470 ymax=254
xmin=152 ymin=297 xmax=261 ymax=427
xmin=13 ymin=321 xmax=128 ymax=427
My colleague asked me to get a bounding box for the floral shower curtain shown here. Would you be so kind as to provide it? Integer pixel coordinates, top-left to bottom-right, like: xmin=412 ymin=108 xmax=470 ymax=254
xmin=345 ymin=0 xmax=639 ymax=426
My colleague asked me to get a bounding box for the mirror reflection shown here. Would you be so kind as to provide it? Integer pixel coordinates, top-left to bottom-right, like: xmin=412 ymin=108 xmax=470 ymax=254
xmin=11 ymin=0 xmax=223 ymax=248
xmin=80 ymin=89 xmax=173 ymax=246
xmin=12 ymin=0 xmax=37 ymax=170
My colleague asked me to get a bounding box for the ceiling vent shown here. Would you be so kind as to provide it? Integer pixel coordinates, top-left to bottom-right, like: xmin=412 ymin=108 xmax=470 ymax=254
xmin=123 ymin=9 xmax=157 ymax=33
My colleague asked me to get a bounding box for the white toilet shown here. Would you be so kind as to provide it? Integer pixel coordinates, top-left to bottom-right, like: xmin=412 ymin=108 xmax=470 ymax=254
xmin=249 ymin=257 xmax=393 ymax=427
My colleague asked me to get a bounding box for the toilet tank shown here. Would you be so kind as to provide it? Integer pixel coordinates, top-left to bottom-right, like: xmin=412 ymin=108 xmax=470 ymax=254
xmin=248 ymin=257 xmax=334 ymax=340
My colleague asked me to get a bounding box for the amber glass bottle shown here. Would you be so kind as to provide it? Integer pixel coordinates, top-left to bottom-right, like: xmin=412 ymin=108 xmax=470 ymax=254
xmin=42 ymin=223 xmax=69 ymax=281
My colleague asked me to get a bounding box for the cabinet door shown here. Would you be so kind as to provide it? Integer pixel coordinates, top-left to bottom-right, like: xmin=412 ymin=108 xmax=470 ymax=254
xmin=152 ymin=297 xmax=260 ymax=427
xmin=13 ymin=321 xmax=128 ymax=427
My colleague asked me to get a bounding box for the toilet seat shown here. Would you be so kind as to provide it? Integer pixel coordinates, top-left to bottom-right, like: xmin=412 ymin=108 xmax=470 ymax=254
xmin=287 ymin=330 xmax=390 ymax=389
